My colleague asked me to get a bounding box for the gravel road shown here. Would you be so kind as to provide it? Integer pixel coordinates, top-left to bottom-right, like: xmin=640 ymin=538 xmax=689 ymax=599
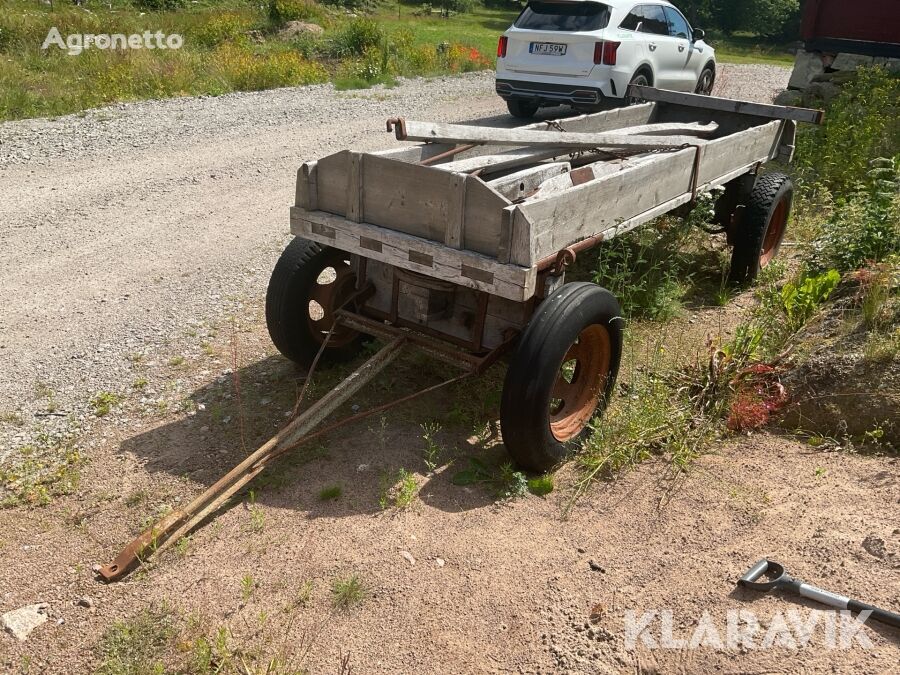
xmin=0 ymin=65 xmax=790 ymax=459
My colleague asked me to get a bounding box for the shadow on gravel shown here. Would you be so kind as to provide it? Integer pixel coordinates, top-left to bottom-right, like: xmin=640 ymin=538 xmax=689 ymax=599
xmin=118 ymin=349 xmax=502 ymax=518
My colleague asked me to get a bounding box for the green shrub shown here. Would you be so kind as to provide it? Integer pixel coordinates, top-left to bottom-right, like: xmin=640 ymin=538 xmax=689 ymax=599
xmin=268 ymin=0 xmax=327 ymax=27
xmin=133 ymin=0 xmax=185 ymax=11
xmin=796 ymin=66 xmax=900 ymax=195
xmin=190 ymin=13 xmax=252 ymax=49
xmin=804 ymin=160 xmax=900 ymax=274
xmin=326 ymin=18 xmax=384 ymax=58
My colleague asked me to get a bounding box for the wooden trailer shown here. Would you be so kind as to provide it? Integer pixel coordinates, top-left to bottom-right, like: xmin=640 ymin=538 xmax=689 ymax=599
xmin=267 ymin=87 xmax=820 ymax=471
xmin=97 ymin=87 xmax=824 ymax=582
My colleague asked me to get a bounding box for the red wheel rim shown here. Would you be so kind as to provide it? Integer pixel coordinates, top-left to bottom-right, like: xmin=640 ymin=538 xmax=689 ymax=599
xmin=307 ymin=254 xmax=358 ymax=347
xmin=760 ymin=197 xmax=789 ymax=267
xmin=549 ymin=325 xmax=612 ymax=442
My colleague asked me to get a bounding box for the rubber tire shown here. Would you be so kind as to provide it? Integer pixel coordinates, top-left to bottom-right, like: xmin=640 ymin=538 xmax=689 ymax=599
xmin=265 ymin=237 xmax=363 ymax=366
xmin=695 ymin=64 xmax=715 ymax=95
xmin=728 ymin=172 xmax=793 ymax=285
xmin=626 ymin=71 xmax=651 ymax=105
xmin=500 ymin=283 xmax=623 ymax=472
xmin=507 ymin=98 xmax=540 ymax=119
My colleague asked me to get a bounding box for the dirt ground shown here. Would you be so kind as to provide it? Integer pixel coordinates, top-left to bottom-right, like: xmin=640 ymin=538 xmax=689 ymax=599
xmin=1 ymin=68 xmax=898 ymax=673
xmin=1 ymin=293 xmax=898 ymax=673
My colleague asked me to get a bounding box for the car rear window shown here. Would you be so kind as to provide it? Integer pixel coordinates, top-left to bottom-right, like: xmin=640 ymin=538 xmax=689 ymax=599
xmin=514 ymin=1 xmax=612 ymax=32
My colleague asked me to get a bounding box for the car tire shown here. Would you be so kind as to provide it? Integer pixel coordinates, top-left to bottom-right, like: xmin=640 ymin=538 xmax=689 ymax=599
xmin=626 ymin=71 xmax=651 ymax=105
xmin=507 ymin=98 xmax=540 ymax=119
xmin=695 ymin=64 xmax=715 ymax=95
xmin=500 ymin=282 xmax=623 ymax=472
xmin=266 ymin=237 xmax=364 ymax=366
xmin=728 ymin=172 xmax=793 ymax=285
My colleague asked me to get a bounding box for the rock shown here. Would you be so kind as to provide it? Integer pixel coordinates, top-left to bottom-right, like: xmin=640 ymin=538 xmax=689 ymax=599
xmin=2 ymin=604 xmax=50 ymax=641
xmin=434 ymin=557 xmax=445 ymax=567
xmin=278 ymin=21 xmax=324 ymax=39
xmin=804 ymin=81 xmax=841 ymax=105
xmin=588 ymin=560 xmax=605 ymax=573
xmin=773 ymin=89 xmax=803 ymax=107
xmin=76 ymin=596 xmax=94 ymax=609
xmin=399 ymin=550 xmax=416 ymax=565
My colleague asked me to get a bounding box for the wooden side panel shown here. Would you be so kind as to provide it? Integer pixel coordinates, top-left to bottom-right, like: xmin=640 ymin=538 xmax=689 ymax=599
xmin=315 ymin=150 xmax=351 ymax=215
xmin=462 ymin=178 xmax=509 ymax=256
xmin=514 ymin=150 xmax=691 ymax=264
xmin=361 ymin=154 xmax=460 ymax=242
xmin=695 ymin=120 xmax=782 ymax=186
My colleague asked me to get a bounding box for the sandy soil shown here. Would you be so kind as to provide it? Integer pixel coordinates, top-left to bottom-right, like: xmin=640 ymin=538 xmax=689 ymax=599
xmin=1 ymin=67 xmax=898 ymax=673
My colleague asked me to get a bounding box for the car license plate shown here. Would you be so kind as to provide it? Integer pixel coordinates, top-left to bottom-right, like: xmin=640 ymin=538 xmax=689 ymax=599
xmin=530 ymin=42 xmax=567 ymax=56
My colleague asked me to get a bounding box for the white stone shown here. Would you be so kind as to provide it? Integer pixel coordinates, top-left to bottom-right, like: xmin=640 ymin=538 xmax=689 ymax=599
xmin=2 ymin=604 xmax=50 ymax=641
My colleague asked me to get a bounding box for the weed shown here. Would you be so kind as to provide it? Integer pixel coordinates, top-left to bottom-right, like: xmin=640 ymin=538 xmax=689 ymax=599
xmin=91 ymin=391 xmax=120 ymax=417
xmin=379 ymin=468 xmax=419 ymax=509
xmin=125 ymin=490 xmax=148 ymax=507
xmin=814 ymin=467 xmax=826 ymax=478
xmin=331 ymin=574 xmax=367 ymax=610
xmin=132 ymin=377 xmax=148 ymax=390
xmin=200 ymin=342 xmax=216 ymax=357
xmin=0 ymin=438 xmax=82 ymax=508
xmin=452 ymin=457 xmax=542 ymax=499
xmin=247 ymin=503 xmax=265 ymax=533
xmin=420 ymin=421 xmax=444 ymax=472
xmin=168 ymin=355 xmax=186 ymax=367
xmin=318 ymin=484 xmax=342 ymax=501
xmin=527 ymin=474 xmax=554 ymax=497
xmin=0 ymin=411 xmax=23 ymax=426
xmin=174 ymin=536 xmax=190 ymax=558
xmin=96 ymin=605 xmax=175 ymax=675
xmin=241 ymin=573 xmax=255 ymax=602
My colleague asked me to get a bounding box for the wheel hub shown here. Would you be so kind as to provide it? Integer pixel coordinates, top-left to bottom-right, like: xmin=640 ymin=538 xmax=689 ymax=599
xmin=760 ymin=197 xmax=789 ymax=267
xmin=549 ymin=325 xmax=612 ymax=442
xmin=307 ymin=255 xmax=358 ymax=347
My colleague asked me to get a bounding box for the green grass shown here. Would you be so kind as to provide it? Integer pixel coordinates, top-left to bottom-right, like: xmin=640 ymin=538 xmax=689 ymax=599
xmin=374 ymin=2 xmax=515 ymax=58
xmin=96 ymin=606 xmax=176 ymax=675
xmin=331 ymin=574 xmax=367 ymax=610
xmin=713 ymin=34 xmax=795 ymax=66
xmin=0 ymin=0 xmax=498 ymax=121
xmin=318 ymin=484 xmax=342 ymax=501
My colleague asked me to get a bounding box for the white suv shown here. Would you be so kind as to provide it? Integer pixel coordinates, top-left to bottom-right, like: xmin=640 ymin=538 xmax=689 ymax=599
xmin=495 ymin=0 xmax=716 ymax=117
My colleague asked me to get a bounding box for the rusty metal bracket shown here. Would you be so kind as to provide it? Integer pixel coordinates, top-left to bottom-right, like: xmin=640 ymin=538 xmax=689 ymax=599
xmin=386 ymin=117 xmax=408 ymax=140
xmin=550 ymin=247 xmax=576 ymax=275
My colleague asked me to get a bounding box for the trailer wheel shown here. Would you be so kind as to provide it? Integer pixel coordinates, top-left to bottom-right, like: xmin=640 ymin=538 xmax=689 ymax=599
xmin=266 ymin=237 xmax=363 ymax=366
xmin=500 ymin=283 xmax=623 ymax=472
xmin=728 ymin=172 xmax=793 ymax=285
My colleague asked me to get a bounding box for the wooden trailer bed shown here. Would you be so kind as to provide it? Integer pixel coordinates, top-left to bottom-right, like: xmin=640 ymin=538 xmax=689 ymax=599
xmin=290 ymin=88 xmax=815 ymax=303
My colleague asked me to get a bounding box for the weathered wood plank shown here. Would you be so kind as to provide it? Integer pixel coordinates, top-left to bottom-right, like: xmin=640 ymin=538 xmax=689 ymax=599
xmin=290 ymin=208 xmax=536 ymax=301
xmin=295 ymin=161 xmax=317 ymax=209
xmin=487 ymin=162 xmax=571 ymax=201
xmin=346 ymin=152 xmax=363 ymax=223
xmin=316 ymin=150 xmax=350 ymax=215
xmin=393 ymin=120 xmax=709 ymax=149
xmin=445 ymin=173 xmax=466 ymax=248
xmin=629 ymin=85 xmax=824 ymax=124
xmin=437 ymin=147 xmax=572 ymax=174
xmin=461 ymin=178 xmax=508 ymax=256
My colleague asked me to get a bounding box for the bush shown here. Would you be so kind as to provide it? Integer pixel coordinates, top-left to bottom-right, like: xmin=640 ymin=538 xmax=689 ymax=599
xmin=190 ymin=13 xmax=252 ymax=49
xmin=268 ymin=0 xmax=327 ymax=27
xmin=804 ymin=161 xmax=900 ymax=274
xmin=326 ymin=18 xmax=384 ymax=58
xmin=796 ymin=66 xmax=900 ymax=195
xmin=133 ymin=0 xmax=185 ymax=10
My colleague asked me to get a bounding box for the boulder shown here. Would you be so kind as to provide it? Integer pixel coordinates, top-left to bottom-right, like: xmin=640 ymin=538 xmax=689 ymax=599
xmin=774 ymin=89 xmax=803 ymax=107
xmin=278 ymin=21 xmax=324 ymax=39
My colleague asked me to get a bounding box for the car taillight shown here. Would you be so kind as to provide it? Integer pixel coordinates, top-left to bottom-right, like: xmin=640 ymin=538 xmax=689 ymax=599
xmin=603 ymin=41 xmax=620 ymax=65
xmin=594 ymin=41 xmax=620 ymax=65
xmin=498 ymin=36 xmax=508 ymax=58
